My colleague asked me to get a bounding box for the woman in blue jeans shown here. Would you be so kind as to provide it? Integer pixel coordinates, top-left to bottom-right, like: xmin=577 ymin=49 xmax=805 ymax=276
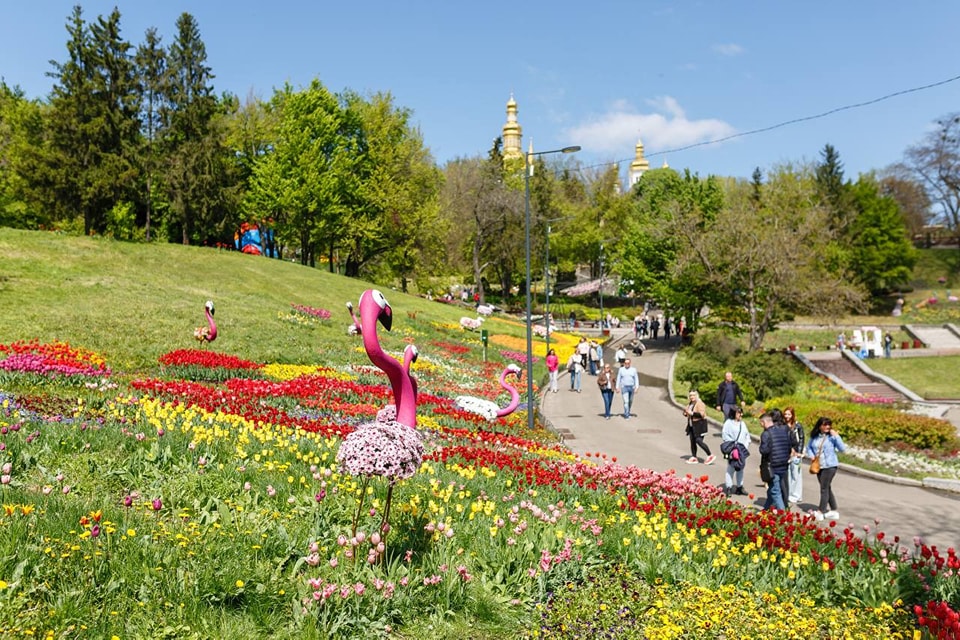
xmin=806 ymin=416 xmax=847 ymax=521
xmin=597 ymin=364 xmax=615 ymax=419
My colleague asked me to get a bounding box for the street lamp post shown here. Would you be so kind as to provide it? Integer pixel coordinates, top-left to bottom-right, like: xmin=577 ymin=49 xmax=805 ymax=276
xmin=598 ymin=244 xmax=605 ymax=329
xmin=525 ymin=143 xmax=580 ymax=433
xmin=545 ymin=224 xmax=552 ymax=354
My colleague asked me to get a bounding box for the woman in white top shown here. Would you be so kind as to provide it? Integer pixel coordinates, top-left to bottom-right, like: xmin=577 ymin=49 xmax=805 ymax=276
xmin=721 ymin=407 xmax=751 ymax=495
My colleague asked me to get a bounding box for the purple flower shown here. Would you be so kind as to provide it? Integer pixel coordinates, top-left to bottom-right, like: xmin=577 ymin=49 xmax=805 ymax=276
xmin=336 ymin=421 xmax=424 ymax=481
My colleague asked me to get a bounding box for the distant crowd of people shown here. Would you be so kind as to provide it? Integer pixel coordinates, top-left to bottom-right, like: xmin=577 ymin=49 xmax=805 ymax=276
xmin=551 ymin=349 xmax=848 ymax=522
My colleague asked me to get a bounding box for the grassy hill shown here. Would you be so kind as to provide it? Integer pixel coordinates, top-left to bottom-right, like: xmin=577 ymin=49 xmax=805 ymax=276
xmin=0 ymin=228 xmax=505 ymax=371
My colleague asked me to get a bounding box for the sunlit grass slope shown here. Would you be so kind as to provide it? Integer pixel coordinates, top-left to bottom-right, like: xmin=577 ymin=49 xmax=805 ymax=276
xmin=0 ymin=228 xmax=498 ymax=371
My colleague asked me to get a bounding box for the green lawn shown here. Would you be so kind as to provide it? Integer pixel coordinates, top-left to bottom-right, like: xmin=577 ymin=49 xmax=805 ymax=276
xmin=868 ymin=355 xmax=960 ymax=400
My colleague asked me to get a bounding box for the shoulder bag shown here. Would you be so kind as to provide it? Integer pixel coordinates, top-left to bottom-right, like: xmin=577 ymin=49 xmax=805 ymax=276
xmin=809 ymin=437 xmax=826 ymax=475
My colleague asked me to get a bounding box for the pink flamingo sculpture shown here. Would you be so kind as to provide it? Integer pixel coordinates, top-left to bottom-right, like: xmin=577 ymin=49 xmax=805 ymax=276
xmin=336 ymin=290 xmax=423 ymax=537
xmin=194 ymin=300 xmax=217 ymax=345
xmin=454 ymin=364 xmax=523 ymax=420
xmin=346 ymin=300 xmax=362 ymax=336
xmin=376 ymin=344 xmax=418 ymax=424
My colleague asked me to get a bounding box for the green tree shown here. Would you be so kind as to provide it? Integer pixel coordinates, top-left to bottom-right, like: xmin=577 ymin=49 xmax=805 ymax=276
xmin=692 ymin=165 xmax=867 ymax=350
xmin=620 ymin=167 xmax=724 ymax=330
xmin=245 ymin=80 xmax=352 ymax=268
xmin=161 ymin=12 xmax=220 ymax=245
xmin=133 ymin=26 xmax=166 ymax=241
xmin=339 ymin=91 xmax=443 ymax=285
xmin=439 ymin=141 xmax=520 ymax=303
xmin=847 ymin=174 xmax=917 ymax=297
xmin=41 ymin=6 xmax=139 ymax=235
xmin=815 ymin=143 xmax=855 ymax=232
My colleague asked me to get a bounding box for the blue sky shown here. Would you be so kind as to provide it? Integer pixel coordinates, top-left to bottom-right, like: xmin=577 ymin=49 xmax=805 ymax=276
xmin=2 ymin=1 xmax=959 ymax=182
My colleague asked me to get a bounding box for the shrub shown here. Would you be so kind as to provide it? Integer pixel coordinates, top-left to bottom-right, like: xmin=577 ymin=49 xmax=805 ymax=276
xmin=675 ymin=357 xmax=720 ymax=392
xmin=764 ymin=397 xmax=960 ymax=454
xmin=689 ymin=331 xmax=740 ymax=365
xmin=732 ymin=351 xmax=799 ymax=401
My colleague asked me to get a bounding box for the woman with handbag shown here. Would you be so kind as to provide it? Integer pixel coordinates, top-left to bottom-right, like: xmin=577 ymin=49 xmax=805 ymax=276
xmin=683 ymin=391 xmax=714 ymax=464
xmin=720 ymin=407 xmax=751 ymax=495
xmin=597 ymin=364 xmax=615 ymax=419
xmin=806 ymin=416 xmax=847 ymax=521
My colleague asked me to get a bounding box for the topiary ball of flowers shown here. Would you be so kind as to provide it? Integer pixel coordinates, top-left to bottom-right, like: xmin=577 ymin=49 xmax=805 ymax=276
xmin=336 ymin=420 xmax=424 ymax=481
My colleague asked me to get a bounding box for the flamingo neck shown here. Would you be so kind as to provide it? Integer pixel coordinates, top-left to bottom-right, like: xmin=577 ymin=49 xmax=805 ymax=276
xmin=205 ymin=308 xmax=217 ymax=341
xmin=399 ymin=351 xmax=418 ymax=429
xmin=359 ymin=297 xmax=406 ymax=424
xmin=495 ymin=368 xmax=521 ymax=417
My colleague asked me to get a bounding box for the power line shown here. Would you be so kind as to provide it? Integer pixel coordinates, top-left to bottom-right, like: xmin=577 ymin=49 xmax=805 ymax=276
xmin=578 ymin=72 xmax=960 ymax=171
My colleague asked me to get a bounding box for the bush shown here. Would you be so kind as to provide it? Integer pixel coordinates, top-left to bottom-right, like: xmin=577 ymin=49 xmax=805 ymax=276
xmin=689 ymin=331 xmax=740 ymax=365
xmin=763 ymin=397 xmax=960 ymax=454
xmin=732 ymin=351 xmax=799 ymax=401
xmin=675 ymin=357 xmax=720 ymax=392
xmin=699 ymin=377 xmax=757 ymax=407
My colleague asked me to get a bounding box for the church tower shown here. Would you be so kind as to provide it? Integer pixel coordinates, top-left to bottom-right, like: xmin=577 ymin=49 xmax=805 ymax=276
xmin=628 ymin=138 xmax=650 ymax=186
xmin=501 ymin=94 xmax=523 ymax=162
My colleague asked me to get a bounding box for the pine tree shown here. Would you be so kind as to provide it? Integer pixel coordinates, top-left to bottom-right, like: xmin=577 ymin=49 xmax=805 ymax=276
xmin=134 ymin=27 xmax=166 ymax=241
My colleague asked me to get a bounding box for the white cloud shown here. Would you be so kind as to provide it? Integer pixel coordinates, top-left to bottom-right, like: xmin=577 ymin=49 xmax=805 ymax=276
xmin=563 ymin=97 xmax=736 ymax=155
xmin=713 ymin=43 xmax=744 ymax=56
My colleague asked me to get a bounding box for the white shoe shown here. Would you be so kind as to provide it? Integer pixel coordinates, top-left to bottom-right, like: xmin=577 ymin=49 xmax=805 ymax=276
xmin=824 ymin=510 xmax=840 ymax=520
xmin=704 ymin=455 xmax=716 ymax=465
xmin=810 ymin=510 xmax=824 ymax=521
xmin=685 ymin=456 xmax=698 ymax=464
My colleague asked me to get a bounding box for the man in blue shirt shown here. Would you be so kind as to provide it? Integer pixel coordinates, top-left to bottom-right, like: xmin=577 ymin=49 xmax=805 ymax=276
xmin=758 ymin=409 xmax=792 ymax=511
xmin=615 ymin=358 xmax=640 ymax=419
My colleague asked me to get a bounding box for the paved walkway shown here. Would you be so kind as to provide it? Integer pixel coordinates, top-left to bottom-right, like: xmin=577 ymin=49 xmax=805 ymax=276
xmin=540 ymin=330 xmax=960 ymax=551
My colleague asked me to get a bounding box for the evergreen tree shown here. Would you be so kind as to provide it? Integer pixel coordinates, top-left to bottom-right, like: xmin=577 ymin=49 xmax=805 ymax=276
xmin=161 ymin=12 xmax=219 ymax=244
xmin=42 ymin=6 xmax=139 ymax=236
xmin=134 ymin=26 xmax=166 ymax=241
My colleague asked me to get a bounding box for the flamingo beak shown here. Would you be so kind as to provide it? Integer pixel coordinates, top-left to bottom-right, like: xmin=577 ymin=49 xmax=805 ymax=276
xmin=380 ymin=305 xmax=393 ymax=331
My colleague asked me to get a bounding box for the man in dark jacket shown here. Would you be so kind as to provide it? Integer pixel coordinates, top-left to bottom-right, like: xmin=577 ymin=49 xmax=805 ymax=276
xmin=758 ymin=409 xmax=792 ymax=511
xmin=716 ymin=372 xmax=745 ymax=419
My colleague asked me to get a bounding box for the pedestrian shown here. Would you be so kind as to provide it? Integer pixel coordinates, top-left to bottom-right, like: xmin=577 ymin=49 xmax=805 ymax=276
xmin=565 ymin=352 xmax=583 ymax=393
xmin=597 ymin=363 xmax=615 ymax=419
xmin=545 ymin=348 xmax=560 ymax=394
xmin=651 ymin=317 xmax=660 ymax=340
xmin=683 ymin=390 xmax=714 ymax=464
xmin=715 ymin=371 xmax=746 ymax=420
xmin=784 ymin=407 xmax=805 ymax=507
xmin=588 ymin=340 xmax=601 ymax=376
xmin=594 ymin=341 xmax=603 ymax=370
xmin=615 ymin=358 xmax=640 ymax=419
xmin=576 ymin=337 xmax=591 ymax=371
xmin=836 ymin=332 xmax=846 ymax=350
xmin=568 ymin=310 xmax=577 ymax=329
xmin=721 ymin=407 xmax=751 ymax=495
xmin=663 ymin=318 xmax=672 ymax=340
xmin=615 ymin=346 xmax=627 ymax=366
xmin=634 ymin=315 xmax=642 ymax=339
xmin=758 ymin=409 xmax=792 ymax=511
xmin=884 ymin=332 xmax=893 ymax=359
xmin=806 ymin=416 xmax=847 ymax=522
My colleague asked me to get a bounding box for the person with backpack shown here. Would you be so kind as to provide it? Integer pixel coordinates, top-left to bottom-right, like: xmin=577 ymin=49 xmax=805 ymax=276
xmin=721 ymin=407 xmax=751 ymax=495
xmin=566 ymin=352 xmax=583 ymax=393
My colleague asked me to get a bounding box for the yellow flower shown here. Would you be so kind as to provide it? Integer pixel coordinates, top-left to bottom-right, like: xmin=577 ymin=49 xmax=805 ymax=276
xmin=235 ymin=580 xmax=245 ymax=588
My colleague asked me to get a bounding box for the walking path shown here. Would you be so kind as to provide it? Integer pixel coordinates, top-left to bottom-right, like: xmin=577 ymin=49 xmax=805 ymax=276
xmin=540 ymin=330 xmax=960 ymax=551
